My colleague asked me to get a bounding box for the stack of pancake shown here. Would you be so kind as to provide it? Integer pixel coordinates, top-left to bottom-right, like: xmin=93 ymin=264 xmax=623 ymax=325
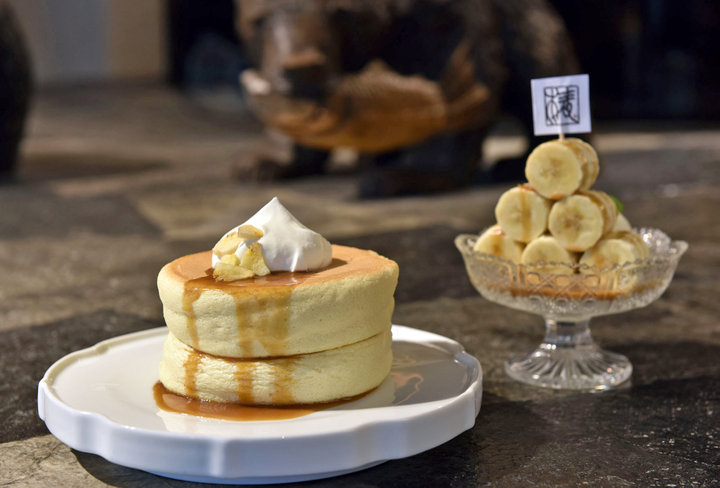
xmin=157 ymin=245 xmax=399 ymax=405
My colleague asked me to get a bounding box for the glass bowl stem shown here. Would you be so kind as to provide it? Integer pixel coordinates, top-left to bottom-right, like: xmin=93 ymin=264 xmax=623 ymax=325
xmin=505 ymin=318 xmax=632 ymax=390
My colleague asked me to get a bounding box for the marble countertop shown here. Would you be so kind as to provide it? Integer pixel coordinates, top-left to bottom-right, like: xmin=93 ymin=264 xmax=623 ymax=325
xmin=1 ymin=84 xmax=718 ymax=487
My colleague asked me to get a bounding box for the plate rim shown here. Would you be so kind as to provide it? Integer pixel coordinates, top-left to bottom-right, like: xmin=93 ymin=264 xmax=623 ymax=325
xmin=38 ymin=324 xmax=482 ymax=483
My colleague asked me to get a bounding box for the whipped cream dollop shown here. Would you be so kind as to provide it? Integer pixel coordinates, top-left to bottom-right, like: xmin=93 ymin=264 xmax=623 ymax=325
xmin=212 ymin=197 xmax=332 ymax=272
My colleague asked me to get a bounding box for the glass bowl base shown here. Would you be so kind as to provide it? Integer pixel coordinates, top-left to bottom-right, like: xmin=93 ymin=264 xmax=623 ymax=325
xmin=505 ymin=345 xmax=632 ymax=391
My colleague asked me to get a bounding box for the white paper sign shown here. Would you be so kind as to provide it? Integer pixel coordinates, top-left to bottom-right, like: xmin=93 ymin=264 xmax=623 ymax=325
xmin=531 ymin=74 xmax=591 ymax=136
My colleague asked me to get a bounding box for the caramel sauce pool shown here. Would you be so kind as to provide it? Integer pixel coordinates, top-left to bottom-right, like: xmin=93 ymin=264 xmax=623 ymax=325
xmin=153 ymin=382 xmax=320 ymax=421
xmin=153 ymin=382 xmax=370 ymax=421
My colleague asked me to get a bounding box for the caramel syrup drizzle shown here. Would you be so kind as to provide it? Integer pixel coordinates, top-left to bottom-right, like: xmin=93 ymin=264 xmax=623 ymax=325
xmin=182 ymin=351 xmax=201 ymax=399
xmin=234 ymin=360 xmax=257 ymax=405
xmin=181 ymin=286 xmax=202 ymax=349
xmin=180 ymin=266 xmax=298 ymax=405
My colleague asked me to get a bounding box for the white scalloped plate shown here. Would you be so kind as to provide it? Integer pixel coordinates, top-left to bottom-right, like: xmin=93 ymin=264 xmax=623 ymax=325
xmin=38 ymin=325 xmax=482 ymax=484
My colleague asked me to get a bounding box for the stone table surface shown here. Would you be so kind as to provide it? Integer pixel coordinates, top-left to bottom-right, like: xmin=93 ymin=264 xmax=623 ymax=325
xmin=1 ymin=83 xmax=719 ymax=487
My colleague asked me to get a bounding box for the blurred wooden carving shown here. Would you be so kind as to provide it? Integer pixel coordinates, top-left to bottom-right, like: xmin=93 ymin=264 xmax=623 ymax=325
xmin=236 ymin=0 xmax=579 ymax=196
xmin=243 ymin=47 xmax=490 ymax=153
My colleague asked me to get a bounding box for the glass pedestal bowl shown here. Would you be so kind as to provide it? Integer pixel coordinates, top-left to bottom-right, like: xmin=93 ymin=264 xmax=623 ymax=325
xmin=456 ymin=228 xmax=687 ymax=391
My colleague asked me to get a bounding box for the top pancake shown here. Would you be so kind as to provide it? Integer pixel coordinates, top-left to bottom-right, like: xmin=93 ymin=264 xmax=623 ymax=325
xmin=158 ymin=245 xmax=398 ymax=358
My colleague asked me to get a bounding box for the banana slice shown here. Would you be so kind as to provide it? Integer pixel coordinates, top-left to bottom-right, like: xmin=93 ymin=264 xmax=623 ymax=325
xmin=473 ymin=224 xmax=525 ymax=262
xmin=580 ymin=231 xmax=650 ymax=292
xmin=212 ymin=224 xmax=269 ymax=281
xmin=240 ymin=241 xmax=271 ymax=276
xmin=561 ymin=138 xmax=599 ymax=190
xmin=213 ymin=254 xmax=255 ymax=281
xmin=575 ymin=139 xmax=600 ymax=189
xmin=609 ymin=230 xmax=649 ymax=259
xmin=525 ymin=140 xmax=584 ymax=199
xmin=212 ymin=231 xmax=243 ymax=258
xmin=612 ymin=213 xmax=632 ymax=232
xmin=548 ymin=194 xmax=605 ymax=252
xmin=521 ymin=235 xmax=578 ymax=274
xmin=580 ymin=231 xmax=648 ymax=270
xmin=580 ymin=238 xmax=636 ymax=271
xmin=495 ymin=185 xmax=551 ymax=243
xmin=212 ymin=225 xmax=264 ymax=258
xmin=578 ymin=189 xmax=618 ymax=235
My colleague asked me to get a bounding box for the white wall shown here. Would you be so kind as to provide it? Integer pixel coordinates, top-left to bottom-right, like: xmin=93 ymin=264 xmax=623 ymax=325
xmin=6 ymin=0 xmax=167 ymax=85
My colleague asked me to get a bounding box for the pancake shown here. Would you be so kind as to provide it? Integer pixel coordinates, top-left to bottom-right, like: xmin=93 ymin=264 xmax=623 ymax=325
xmin=158 ymin=328 xmax=393 ymax=405
xmin=157 ymin=245 xmax=398 ymax=358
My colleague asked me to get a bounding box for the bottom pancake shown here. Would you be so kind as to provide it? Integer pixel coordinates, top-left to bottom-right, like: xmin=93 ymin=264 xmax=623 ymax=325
xmin=158 ymin=330 xmax=392 ymax=405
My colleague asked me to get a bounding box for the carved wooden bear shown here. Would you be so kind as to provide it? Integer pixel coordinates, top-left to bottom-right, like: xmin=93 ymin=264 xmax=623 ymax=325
xmin=236 ymin=0 xmax=579 ymax=196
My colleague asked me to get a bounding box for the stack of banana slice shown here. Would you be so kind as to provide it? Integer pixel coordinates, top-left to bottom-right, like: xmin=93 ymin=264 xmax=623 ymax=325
xmin=475 ymin=138 xmax=648 ymax=275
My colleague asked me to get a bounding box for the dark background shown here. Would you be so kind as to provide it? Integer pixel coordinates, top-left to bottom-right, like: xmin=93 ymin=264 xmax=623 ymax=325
xmin=166 ymin=0 xmax=720 ymax=122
